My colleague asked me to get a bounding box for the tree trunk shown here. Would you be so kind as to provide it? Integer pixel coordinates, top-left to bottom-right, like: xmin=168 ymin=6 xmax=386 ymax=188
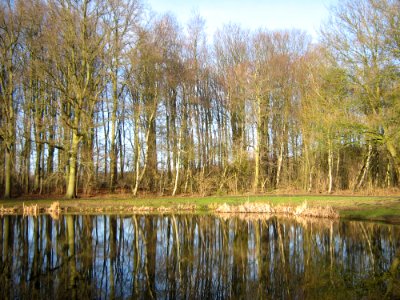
xmin=132 ymin=139 xmax=141 ymax=197
xmin=47 ymin=98 xmax=56 ymax=176
xmin=83 ymin=122 xmax=95 ymax=195
xmin=3 ymin=58 xmax=15 ymax=199
xmin=147 ymin=113 xmax=157 ymax=192
xmin=355 ymin=143 xmax=372 ymax=191
xmin=132 ymin=110 xmax=140 ymax=196
xmin=23 ymin=115 xmax=31 ymax=194
xmin=132 ymin=110 xmax=156 ymax=196
xmin=101 ymin=100 xmax=109 ymax=180
xmin=118 ymin=123 xmax=125 ymax=179
xmin=34 ymin=143 xmax=42 ymax=193
xmin=65 ymin=129 xmax=80 ymax=199
xmin=328 ymin=138 xmax=334 ymax=194
xmin=335 ymin=148 xmax=341 ymax=189
xmin=4 ymin=147 xmax=12 ymax=199
xmin=109 ymin=71 xmax=118 ymax=192
xmin=386 ymin=139 xmax=400 ymax=186
xmin=253 ymin=96 xmax=262 ymax=193
xmin=308 ymin=166 xmax=314 ymax=193
xmin=166 ymin=112 xmax=172 ymax=182
xmin=172 ymin=126 xmax=183 ymax=196
xmin=276 ymin=125 xmax=286 ymax=188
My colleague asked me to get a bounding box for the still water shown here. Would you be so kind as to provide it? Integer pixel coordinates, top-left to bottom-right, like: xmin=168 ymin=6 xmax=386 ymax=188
xmin=0 ymin=214 xmax=399 ymax=299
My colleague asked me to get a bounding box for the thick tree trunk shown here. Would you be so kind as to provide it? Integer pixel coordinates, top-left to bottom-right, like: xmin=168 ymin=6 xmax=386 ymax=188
xmin=147 ymin=114 xmax=157 ymax=192
xmin=4 ymin=147 xmax=12 ymax=199
xmin=65 ymin=129 xmax=80 ymax=199
xmin=386 ymin=140 xmax=400 ymax=186
xmin=47 ymin=145 xmax=54 ymax=174
xmin=83 ymin=124 xmax=95 ymax=195
xmin=3 ymin=57 xmax=15 ymax=199
xmin=34 ymin=143 xmax=42 ymax=193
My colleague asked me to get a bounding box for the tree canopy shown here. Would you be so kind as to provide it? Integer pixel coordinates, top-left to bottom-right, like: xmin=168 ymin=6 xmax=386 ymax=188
xmin=0 ymin=0 xmax=399 ymax=198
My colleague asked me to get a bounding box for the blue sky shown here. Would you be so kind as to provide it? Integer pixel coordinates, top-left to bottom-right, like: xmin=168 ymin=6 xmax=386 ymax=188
xmin=145 ymin=0 xmax=338 ymax=41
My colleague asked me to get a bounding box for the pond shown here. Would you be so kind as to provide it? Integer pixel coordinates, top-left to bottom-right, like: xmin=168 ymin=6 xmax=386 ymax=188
xmin=0 ymin=214 xmax=399 ymax=299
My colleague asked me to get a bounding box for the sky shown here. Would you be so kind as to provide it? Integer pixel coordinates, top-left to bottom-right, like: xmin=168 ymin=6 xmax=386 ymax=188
xmin=145 ymin=0 xmax=338 ymax=41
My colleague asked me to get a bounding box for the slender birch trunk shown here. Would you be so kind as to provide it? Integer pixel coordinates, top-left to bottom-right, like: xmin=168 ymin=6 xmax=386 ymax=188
xmin=328 ymin=137 xmax=334 ymax=194
xmin=172 ymin=125 xmax=183 ymax=196
xmin=355 ymin=143 xmax=373 ymax=191
xmin=276 ymin=124 xmax=286 ymax=188
xmin=253 ymin=95 xmax=262 ymax=192
xmin=110 ymin=67 xmax=118 ymax=192
xmin=132 ymin=110 xmax=156 ymax=196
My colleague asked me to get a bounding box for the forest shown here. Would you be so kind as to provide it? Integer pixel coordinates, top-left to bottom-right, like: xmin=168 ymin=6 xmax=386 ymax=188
xmin=0 ymin=0 xmax=399 ymax=199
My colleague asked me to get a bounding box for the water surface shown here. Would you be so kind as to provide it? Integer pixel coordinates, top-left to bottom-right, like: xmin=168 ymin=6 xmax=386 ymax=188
xmin=0 ymin=214 xmax=399 ymax=299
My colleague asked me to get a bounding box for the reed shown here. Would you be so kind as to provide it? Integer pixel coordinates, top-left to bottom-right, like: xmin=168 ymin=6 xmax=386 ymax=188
xmin=213 ymin=201 xmax=339 ymax=219
xmin=47 ymin=201 xmax=60 ymax=212
xmin=22 ymin=203 xmax=39 ymax=217
xmin=0 ymin=205 xmax=17 ymax=215
xmin=46 ymin=201 xmax=61 ymax=219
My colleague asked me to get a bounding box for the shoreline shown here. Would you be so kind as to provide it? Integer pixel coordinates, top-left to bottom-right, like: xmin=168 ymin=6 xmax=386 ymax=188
xmin=1 ymin=194 xmax=400 ymax=223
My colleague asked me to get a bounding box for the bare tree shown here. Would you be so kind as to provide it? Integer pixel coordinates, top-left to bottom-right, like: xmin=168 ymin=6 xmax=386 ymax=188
xmin=43 ymin=0 xmax=106 ymax=198
xmin=0 ymin=0 xmax=24 ymax=198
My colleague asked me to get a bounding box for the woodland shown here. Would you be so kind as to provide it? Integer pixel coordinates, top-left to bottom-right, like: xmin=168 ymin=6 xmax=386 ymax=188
xmin=0 ymin=0 xmax=399 ymax=199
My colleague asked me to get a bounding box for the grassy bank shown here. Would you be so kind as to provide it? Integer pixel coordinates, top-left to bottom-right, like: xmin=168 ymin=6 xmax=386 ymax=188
xmin=1 ymin=194 xmax=400 ymax=223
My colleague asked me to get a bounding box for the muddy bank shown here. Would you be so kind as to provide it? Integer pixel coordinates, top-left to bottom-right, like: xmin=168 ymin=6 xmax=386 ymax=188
xmin=1 ymin=201 xmax=339 ymax=219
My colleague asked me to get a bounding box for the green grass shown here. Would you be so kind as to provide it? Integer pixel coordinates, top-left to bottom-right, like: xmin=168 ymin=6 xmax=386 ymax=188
xmin=1 ymin=194 xmax=400 ymax=223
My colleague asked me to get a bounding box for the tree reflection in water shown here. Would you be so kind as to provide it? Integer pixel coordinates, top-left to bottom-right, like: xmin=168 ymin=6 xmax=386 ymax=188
xmin=0 ymin=214 xmax=399 ymax=299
